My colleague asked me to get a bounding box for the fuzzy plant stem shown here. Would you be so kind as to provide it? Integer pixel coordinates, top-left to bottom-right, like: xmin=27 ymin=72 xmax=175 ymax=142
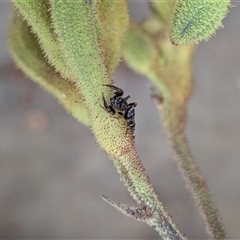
xmin=158 ymin=99 xmax=227 ymax=239
xmin=123 ymin=20 xmax=227 ymax=239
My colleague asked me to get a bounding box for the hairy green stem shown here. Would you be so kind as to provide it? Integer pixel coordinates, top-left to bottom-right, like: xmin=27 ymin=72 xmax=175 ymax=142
xmin=123 ymin=20 xmax=227 ymax=238
xmin=154 ymin=92 xmax=227 ymax=240
xmin=166 ymin=125 xmax=227 ymax=239
xmin=49 ymin=1 xmax=186 ymax=238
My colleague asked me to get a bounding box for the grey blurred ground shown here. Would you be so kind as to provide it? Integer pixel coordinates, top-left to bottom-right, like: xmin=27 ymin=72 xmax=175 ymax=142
xmin=1 ymin=1 xmax=240 ymax=239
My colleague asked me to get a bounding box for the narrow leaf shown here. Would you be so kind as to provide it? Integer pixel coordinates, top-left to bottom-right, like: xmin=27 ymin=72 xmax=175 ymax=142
xmin=95 ymin=1 xmax=129 ymax=74
xmin=11 ymin=0 xmax=74 ymax=80
xmin=8 ymin=8 xmax=89 ymax=126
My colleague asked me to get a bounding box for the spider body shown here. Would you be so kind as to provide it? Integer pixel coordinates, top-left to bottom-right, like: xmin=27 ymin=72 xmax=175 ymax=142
xmin=102 ymin=84 xmax=137 ymax=132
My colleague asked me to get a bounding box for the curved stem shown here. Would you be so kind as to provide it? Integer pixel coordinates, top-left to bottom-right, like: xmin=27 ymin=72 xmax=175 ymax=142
xmin=154 ymin=96 xmax=227 ymax=239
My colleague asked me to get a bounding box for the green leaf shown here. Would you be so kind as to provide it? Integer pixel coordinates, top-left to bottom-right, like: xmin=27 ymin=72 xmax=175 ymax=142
xmin=8 ymin=8 xmax=89 ymax=126
xmin=11 ymin=0 xmax=74 ymax=80
xmin=170 ymin=0 xmax=230 ymax=45
xmin=95 ymin=1 xmax=129 ymax=74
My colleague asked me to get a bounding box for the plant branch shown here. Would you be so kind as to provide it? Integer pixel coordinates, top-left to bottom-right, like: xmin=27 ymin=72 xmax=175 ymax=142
xmin=48 ymin=1 xmax=186 ymax=238
xmin=152 ymin=94 xmax=227 ymax=239
xmin=123 ymin=21 xmax=227 ymax=239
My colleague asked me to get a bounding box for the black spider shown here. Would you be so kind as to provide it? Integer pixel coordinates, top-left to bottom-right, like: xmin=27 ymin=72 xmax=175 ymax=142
xmin=102 ymin=84 xmax=137 ymax=132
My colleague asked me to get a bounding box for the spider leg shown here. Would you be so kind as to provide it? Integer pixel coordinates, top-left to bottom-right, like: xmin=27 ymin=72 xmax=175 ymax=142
xmin=128 ymin=102 xmax=137 ymax=107
xmin=113 ymin=113 xmax=124 ymax=119
xmin=127 ymin=119 xmax=135 ymax=131
xmin=125 ymin=118 xmax=135 ymax=137
xmin=124 ymin=103 xmax=137 ymax=133
xmin=102 ymin=93 xmax=115 ymax=115
xmin=125 ymin=95 xmax=131 ymax=101
xmin=124 ymin=102 xmax=137 ymax=119
xmin=103 ymin=84 xmax=124 ymax=97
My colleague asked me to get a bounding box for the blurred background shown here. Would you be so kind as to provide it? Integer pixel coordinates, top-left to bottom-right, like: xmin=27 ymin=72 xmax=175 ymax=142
xmin=1 ymin=1 xmax=240 ymax=239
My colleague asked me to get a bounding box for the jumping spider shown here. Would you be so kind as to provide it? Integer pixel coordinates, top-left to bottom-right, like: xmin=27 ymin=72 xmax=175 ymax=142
xmin=102 ymin=84 xmax=137 ymax=132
